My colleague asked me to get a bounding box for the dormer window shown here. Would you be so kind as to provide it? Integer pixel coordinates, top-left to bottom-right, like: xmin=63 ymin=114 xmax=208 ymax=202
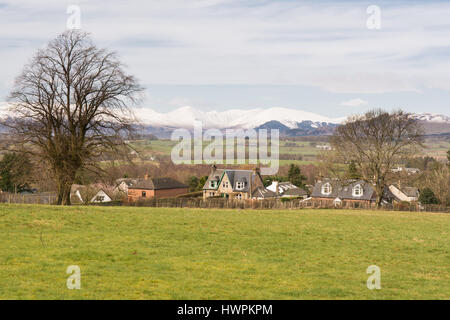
xmin=236 ymin=182 xmax=245 ymax=190
xmin=209 ymin=180 xmax=217 ymax=188
xmin=321 ymin=183 xmax=332 ymax=195
xmin=353 ymin=184 xmax=363 ymax=197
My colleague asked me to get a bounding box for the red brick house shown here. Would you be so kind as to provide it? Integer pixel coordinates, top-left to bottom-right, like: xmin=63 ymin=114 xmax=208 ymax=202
xmin=127 ymin=176 xmax=188 ymax=202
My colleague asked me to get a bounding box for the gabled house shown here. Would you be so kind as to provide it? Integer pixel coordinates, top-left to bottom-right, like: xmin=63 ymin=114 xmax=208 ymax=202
xmin=90 ymin=188 xmax=113 ymax=203
xmin=127 ymin=175 xmax=188 ymax=202
xmin=311 ymin=179 xmax=394 ymax=206
xmin=267 ymin=181 xmax=308 ymax=199
xmin=202 ymin=165 xmax=277 ymax=200
xmin=388 ymin=185 xmax=420 ymax=202
xmin=114 ymin=178 xmax=139 ymax=193
xmin=70 ymin=184 xmax=119 ymax=204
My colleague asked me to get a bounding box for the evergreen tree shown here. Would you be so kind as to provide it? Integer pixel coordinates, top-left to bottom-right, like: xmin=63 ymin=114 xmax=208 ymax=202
xmin=0 ymin=153 xmax=32 ymax=193
xmin=419 ymin=187 xmax=439 ymax=205
xmin=186 ymin=176 xmax=199 ymax=192
xmin=348 ymin=161 xmax=360 ymax=179
xmin=197 ymin=176 xmax=208 ymax=191
xmin=287 ymin=164 xmax=306 ymax=188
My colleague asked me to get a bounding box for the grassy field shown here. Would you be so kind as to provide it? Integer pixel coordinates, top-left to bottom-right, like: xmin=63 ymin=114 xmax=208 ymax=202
xmin=129 ymin=137 xmax=449 ymax=166
xmin=0 ymin=204 xmax=449 ymax=300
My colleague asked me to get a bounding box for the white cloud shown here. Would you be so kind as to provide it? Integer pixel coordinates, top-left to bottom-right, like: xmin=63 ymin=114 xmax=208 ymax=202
xmin=1 ymin=0 xmax=450 ymax=97
xmin=339 ymin=98 xmax=369 ymax=107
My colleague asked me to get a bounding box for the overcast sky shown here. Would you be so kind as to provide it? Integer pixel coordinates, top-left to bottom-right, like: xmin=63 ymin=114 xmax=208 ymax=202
xmin=1 ymin=0 xmax=450 ymax=117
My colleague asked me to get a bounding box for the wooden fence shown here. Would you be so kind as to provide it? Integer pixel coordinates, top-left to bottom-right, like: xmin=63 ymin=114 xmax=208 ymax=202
xmin=1 ymin=192 xmax=448 ymax=213
xmin=0 ymin=192 xmax=57 ymax=205
xmin=119 ymin=197 xmax=450 ymax=213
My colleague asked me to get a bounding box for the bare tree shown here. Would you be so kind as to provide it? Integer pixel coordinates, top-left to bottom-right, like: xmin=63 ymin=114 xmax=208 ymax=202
xmin=425 ymin=164 xmax=450 ymax=206
xmin=328 ymin=109 xmax=424 ymax=207
xmin=2 ymin=30 xmax=143 ymax=205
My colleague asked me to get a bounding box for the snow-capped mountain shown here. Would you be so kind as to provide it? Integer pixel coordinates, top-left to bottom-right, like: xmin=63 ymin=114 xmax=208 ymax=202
xmin=413 ymin=113 xmax=450 ymax=123
xmin=133 ymin=106 xmax=342 ymax=129
xmin=1 ymin=102 xmax=449 ymax=136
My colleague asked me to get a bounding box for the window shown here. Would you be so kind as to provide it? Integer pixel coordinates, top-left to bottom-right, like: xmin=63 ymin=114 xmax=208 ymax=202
xmin=236 ymin=182 xmax=245 ymax=190
xmin=236 ymin=193 xmax=242 ymax=200
xmin=96 ymin=196 xmax=104 ymax=202
xmin=353 ymin=184 xmax=363 ymax=197
xmin=321 ymin=183 xmax=332 ymax=195
xmin=142 ymin=191 xmax=146 ymax=198
xmin=223 ymin=181 xmax=229 ymax=188
xmin=209 ymin=181 xmax=216 ymax=188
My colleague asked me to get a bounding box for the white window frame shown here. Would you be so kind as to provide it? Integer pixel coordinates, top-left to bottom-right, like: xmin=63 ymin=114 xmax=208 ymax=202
xmin=236 ymin=182 xmax=245 ymax=190
xmin=352 ymin=184 xmax=363 ymax=197
xmin=321 ymin=183 xmax=332 ymax=195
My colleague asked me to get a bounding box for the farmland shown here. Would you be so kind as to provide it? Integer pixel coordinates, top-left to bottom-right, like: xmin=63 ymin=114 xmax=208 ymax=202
xmin=128 ymin=136 xmax=450 ymax=165
xmin=0 ymin=204 xmax=449 ymax=299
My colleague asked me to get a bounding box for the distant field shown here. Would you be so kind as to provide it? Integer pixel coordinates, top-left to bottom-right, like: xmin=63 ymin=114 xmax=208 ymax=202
xmin=0 ymin=204 xmax=449 ymax=300
xmin=128 ymin=137 xmax=449 ymax=165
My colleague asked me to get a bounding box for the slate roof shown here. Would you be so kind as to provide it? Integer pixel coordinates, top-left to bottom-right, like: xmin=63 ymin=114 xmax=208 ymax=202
xmin=203 ymin=169 xmax=257 ymax=191
xmin=203 ymin=167 xmax=277 ymax=198
xmin=311 ymin=179 xmax=377 ymax=201
xmin=269 ymin=181 xmax=308 ymax=197
xmin=282 ymin=187 xmax=308 ymax=197
xmin=130 ymin=177 xmax=187 ymax=190
xmin=252 ymin=187 xmax=278 ymax=198
xmin=400 ymin=187 xmax=420 ymax=198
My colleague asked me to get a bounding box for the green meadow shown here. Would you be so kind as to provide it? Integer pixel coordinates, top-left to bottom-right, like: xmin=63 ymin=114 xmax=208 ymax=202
xmin=0 ymin=204 xmax=448 ymax=300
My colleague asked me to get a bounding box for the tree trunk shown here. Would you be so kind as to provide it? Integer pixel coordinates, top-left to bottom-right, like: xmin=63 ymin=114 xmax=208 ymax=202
xmin=55 ymin=168 xmax=76 ymax=206
xmin=375 ymin=183 xmax=384 ymax=208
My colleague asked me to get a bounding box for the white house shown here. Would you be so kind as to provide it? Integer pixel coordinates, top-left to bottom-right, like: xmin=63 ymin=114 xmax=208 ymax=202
xmin=316 ymin=144 xmax=332 ymax=151
xmin=90 ymin=189 xmax=113 ymax=203
xmin=391 ymin=167 xmax=421 ymax=175
xmin=267 ymin=181 xmax=308 ymax=198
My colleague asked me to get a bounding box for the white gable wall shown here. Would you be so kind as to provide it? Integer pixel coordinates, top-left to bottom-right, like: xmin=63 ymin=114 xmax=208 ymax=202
xmin=90 ymin=190 xmax=112 ymax=203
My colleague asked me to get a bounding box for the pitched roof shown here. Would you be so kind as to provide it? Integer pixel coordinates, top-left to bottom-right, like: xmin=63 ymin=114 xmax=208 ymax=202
xmin=115 ymin=178 xmax=139 ymax=187
xmin=268 ymin=181 xmax=308 ymax=196
xmin=252 ymin=187 xmax=277 ymax=198
xmin=311 ymin=179 xmax=376 ymax=201
xmin=282 ymin=188 xmax=308 ymax=197
xmin=130 ymin=177 xmax=187 ymax=190
xmin=400 ymin=186 xmax=420 ymax=198
xmin=203 ymin=169 xmax=258 ymax=191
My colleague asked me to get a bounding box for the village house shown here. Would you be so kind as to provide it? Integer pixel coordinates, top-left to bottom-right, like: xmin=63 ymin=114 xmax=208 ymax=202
xmin=388 ymin=184 xmax=420 ymax=202
xmin=90 ymin=188 xmax=113 ymax=203
xmin=316 ymin=144 xmax=332 ymax=151
xmin=70 ymin=184 xmax=119 ymax=204
xmin=127 ymin=175 xmax=188 ymax=202
xmin=114 ymin=178 xmax=139 ymax=193
xmin=202 ymin=165 xmax=277 ymax=200
xmin=266 ymin=181 xmax=309 ymax=199
xmin=311 ymin=179 xmax=396 ymax=207
xmin=391 ymin=166 xmax=421 ymax=175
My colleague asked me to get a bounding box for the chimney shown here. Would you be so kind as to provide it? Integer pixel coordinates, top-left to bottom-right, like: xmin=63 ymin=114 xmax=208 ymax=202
xmin=210 ymin=164 xmax=217 ymax=175
xmin=398 ymin=180 xmax=401 ymax=191
xmin=144 ymin=172 xmax=149 ymax=180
